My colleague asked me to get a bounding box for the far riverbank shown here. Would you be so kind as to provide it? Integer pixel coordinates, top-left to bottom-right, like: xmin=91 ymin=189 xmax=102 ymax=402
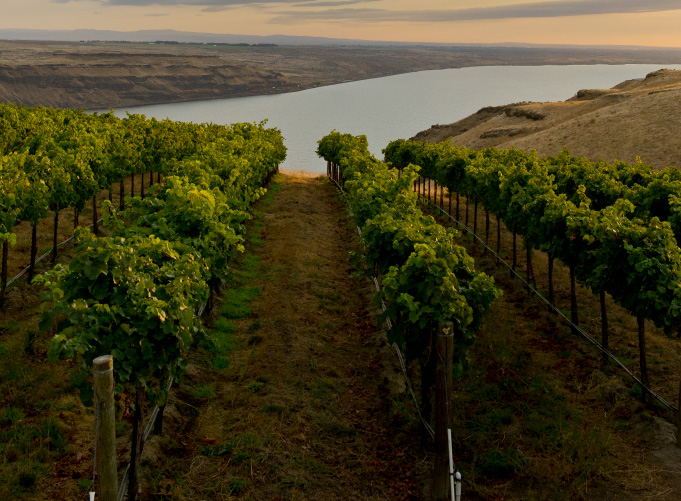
xmin=3 ymin=40 xmax=681 ymax=109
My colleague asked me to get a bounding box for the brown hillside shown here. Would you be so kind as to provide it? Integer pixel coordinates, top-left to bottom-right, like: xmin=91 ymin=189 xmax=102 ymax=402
xmin=4 ymin=40 xmax=681 ymax=110
xmin=413 ymin=68 xmax=681 ymax=169
xmin=0 ymin=42 xmax=298 ymax=109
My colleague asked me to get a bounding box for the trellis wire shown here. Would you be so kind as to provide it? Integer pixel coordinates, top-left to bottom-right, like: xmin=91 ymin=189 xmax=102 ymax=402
xmin=116 ymin=298 xmax=204 ymax=500
xmin=329 ymin=165 xmax=677 ymax=414
xmin=328 ymin=168 xmax=436 ymax=439
xmin=5 ymin=175 xmax=155 ymax=291
xmin=116 ymin=376 xmax=175 ymax=501
xmin=6 ymin=216 xmax=103 ymax=289
xmin=114 ymin=170 xmax=279 ymax=499
xmin=417 ymin=179 xmax=678 ymax=414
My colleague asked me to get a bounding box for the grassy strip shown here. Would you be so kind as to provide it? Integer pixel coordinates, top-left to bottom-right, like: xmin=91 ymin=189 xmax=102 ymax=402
xmin=202 ymin=182 xmax=281 ymax=371
xmin=0 ymin=305 xmax=87 ymax=498
xmin=146 ymin=173 xmax=425 ymax=499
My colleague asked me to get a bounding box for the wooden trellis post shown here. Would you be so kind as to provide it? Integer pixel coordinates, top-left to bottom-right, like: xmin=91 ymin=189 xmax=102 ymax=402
xmin=93 ymin=355 xmax=118 ymax=501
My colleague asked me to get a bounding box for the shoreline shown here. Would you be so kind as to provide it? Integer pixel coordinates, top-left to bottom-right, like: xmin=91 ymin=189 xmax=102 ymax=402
xmin=3 ymin=41 xmax=681 ymax=109
xmin=76 ymin=60 xmax=681 ymax=112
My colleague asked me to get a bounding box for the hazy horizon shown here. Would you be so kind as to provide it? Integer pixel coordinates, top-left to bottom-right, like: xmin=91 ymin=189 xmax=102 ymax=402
xmin=4 ymin=1 xmax=681 ymax=48
xmin=6 ymin=27 xmax=681 ymax=51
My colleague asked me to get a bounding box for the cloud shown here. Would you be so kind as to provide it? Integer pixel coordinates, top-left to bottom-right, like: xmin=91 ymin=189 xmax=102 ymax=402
xmin=59 ymin=0 xmax=377 ymax=7
xmin=294 ymin=0 xmax=378 ymax=7
xmin=53 ymin=0 xmax=380 ymax=13
xmin=51 ymin=0 xmax=681 ymax=21
xmin=269 ymin=0 xmax=681 ymax=24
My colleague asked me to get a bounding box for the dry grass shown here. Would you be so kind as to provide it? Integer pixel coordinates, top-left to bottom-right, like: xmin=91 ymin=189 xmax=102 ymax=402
xmin=415 ymin=69 xmax=681 ymax=170
xmin=142 ymin=173 xmax=427 ymax=500
xmin=419 ymin=184 xmax=681 ymax=499
xmin=0 ymin=254 xmax=93 ymax=500
xmin=278 ymin=168 xmax=324 ymax=179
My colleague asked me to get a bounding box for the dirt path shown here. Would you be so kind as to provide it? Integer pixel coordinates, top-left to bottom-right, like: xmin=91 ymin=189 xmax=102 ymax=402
xmin=143 ymin=172 xmax=426 ymax=499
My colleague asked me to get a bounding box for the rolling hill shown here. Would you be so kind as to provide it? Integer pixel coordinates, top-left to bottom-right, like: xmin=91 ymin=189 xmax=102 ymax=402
xmin=413 ymin=68 xmax=681 ymax=170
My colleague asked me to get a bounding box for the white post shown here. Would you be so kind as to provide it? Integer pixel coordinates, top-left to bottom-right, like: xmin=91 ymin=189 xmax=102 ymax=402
xmin=447 ymin=428 xmax=455 ymax=501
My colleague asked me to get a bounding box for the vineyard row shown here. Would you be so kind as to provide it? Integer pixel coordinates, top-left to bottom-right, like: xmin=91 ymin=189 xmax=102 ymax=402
xmin=383 ymin=138 xmax=681 ymax=403
xmin=1 ymin=103 xmax=287 ymax=499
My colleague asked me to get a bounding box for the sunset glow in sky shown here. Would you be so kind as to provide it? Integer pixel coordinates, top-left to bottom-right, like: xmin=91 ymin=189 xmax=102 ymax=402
xmin=4 ymin=0 xmax=681 ymax=46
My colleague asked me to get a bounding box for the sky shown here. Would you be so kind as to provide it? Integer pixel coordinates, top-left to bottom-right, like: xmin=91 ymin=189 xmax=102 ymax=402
xmin=4 ymin=0 xmax=681 ymax=47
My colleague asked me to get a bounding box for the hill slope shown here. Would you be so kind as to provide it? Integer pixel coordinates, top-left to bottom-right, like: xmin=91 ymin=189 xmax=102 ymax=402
xmin=413 ymin=68 xmax=681 ymax=169
xmin=3 ymin=40 xmax=681 ymax=110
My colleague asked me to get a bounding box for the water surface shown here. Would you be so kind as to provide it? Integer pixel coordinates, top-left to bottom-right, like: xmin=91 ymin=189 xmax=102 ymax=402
xmin=107 ymin=64 xmax=681 ymax=173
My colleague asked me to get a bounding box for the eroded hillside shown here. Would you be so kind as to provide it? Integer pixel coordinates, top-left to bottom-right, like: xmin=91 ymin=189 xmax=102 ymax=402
xmin=3 ymin=40 xmax=681 ymax=110
xmin=0 ymin=42 xmax=297 ymax=109
xmin=413 ymin=69 xmax=681 ymax=169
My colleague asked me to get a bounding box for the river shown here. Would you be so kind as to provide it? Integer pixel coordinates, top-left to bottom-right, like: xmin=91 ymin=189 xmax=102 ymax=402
xmin=106 ymin=64 xmax=681 ymax=173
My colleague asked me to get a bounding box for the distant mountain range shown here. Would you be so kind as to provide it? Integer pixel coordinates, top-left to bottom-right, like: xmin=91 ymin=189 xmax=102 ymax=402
xmin=1 ymin=28 xmax=680 ymax=50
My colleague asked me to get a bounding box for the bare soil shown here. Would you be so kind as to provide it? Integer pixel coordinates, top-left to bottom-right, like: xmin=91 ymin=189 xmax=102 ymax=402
xmin=413 ymin=68 xmax=681 ymax=170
